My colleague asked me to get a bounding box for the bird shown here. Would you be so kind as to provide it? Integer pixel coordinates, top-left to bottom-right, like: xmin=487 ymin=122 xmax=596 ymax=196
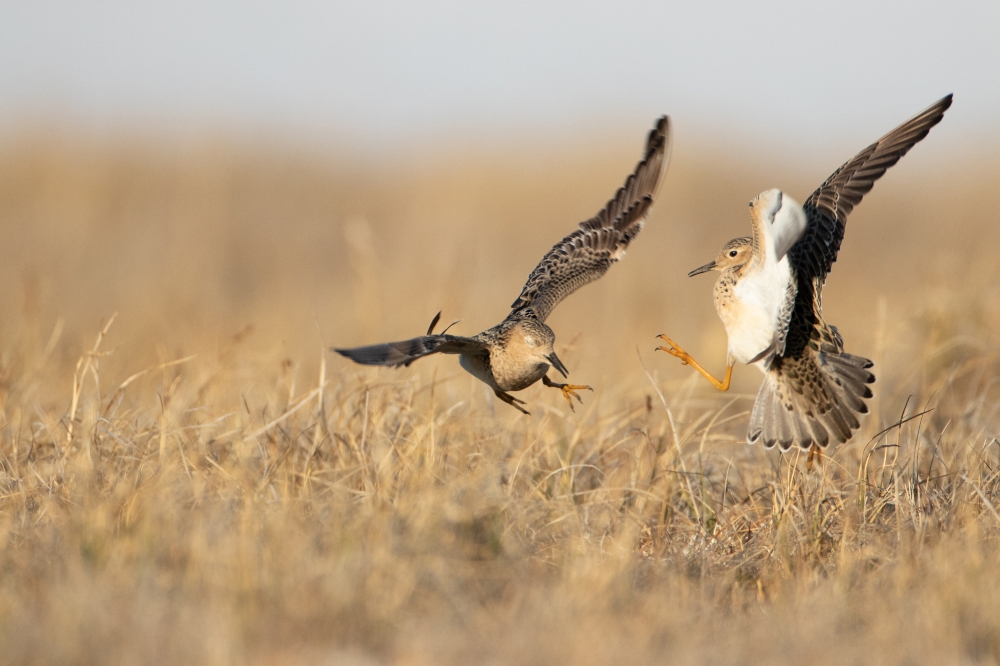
xmin=334 ymin=116 xmax=672 ymax=414
xmin=656 ymin=94 xmax=952 ymax=452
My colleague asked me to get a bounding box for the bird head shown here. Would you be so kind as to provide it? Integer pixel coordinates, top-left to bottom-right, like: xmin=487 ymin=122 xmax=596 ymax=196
xmin=513 ymin=320 xmax=567 ymax=377
xmin=688 ymin=237 xmax=753 ymax=276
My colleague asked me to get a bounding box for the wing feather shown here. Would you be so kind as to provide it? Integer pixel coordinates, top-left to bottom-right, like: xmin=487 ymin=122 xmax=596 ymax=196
xmin=798 ymin=93 xmax=952 ymax=280
xmin=779 ymin=95 xmax=952 ymax=360
xmin=333 ymin=334 xmax=487 ymax=368
xmin=509 ymin=116 xmax=671 ymax=321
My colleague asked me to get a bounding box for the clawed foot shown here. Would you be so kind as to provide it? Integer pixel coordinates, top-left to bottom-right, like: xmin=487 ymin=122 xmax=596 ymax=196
xmin=494 ymin=390 xmax=530 ymax=415
xmin=654 ymin=333 xmax=733 ymax=391
xmin=560 ymin=384 xmax=593 ymax=410
xmin=543 ymin=375 xmax=592 ymax=411
xmin=655 ymin=333 xmax=693 ymax=365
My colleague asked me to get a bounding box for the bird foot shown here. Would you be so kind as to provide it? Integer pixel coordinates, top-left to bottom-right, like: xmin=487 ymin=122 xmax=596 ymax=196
xmin=655 ymin=333 xmax=693 ymax=365
xmin=543 ymin=377 xmax=592 ymax=411
xmin=494 ymin=390 xmax=530 ymax=415
xmin=655 ymin=334 xmax=733 ymax=391
xmin=807 ymin=445 xmax=822 ymax=471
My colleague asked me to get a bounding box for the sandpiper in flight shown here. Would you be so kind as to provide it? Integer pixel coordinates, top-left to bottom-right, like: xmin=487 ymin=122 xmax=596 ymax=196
xmin=335 ymin=116 xmax=672 ymax=414
xmin=656 ymin=95 xmax=952 ymax=451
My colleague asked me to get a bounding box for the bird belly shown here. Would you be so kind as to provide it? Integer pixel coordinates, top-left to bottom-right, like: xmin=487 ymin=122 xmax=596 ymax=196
xmin=459 ymin=353 xmax=548 ymax=392
xmin=495 ymin=360 xmax=549 ymax=392
xmin=721 ymin=258 xmax=791 ymax=367
xmin=719 ymin=300 xmax=774 ymax=366
xmin=490 ymin=351 xmax=550 ymax=392
xmin=459 ymin=354 xmax=501 ymax=391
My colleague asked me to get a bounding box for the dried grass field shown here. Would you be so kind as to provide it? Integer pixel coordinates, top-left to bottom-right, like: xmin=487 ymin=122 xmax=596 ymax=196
xmin=1 ymin=123 xmax=999 ymax=665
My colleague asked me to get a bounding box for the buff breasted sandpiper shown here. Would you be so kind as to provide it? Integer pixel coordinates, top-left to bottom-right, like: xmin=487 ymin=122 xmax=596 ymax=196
xmin=335 ymin=116 xmax=672 ymax=414
xmin=656 ymin=95 xmax=952 ymax=451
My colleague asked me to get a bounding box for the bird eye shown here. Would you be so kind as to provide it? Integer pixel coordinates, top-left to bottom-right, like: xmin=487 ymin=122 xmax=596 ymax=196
xmin=524 ymin=336 xmax=536 ymax=347
xmin=728 ymin=250 xmax=738 ymax=258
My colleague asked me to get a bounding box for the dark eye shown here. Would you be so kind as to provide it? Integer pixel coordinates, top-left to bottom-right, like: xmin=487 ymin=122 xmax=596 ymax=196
xmin=728 ymin=250 xmax=738 ymax=258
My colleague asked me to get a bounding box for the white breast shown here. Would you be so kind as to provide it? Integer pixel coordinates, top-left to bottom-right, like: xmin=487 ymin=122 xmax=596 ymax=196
xmin=718 ymin=256 xmax=791 ymax=368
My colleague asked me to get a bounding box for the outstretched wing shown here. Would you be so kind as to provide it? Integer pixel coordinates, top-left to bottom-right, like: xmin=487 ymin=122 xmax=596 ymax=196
xmin=333 ymin=334 xmax=487 ymax=368
xmin=796 ymin=94 xmax=952 ymax=283
xmin=778 ymin=94 xmax=952 ymax=361
xmin=508 ymin=116 xmax=671 ymax=322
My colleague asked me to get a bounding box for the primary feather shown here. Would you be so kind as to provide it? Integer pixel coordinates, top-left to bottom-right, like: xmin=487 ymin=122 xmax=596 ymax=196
xmin=749 ymin=94 xmax=952 ymax=450
xmin=333 ymin=115 xmax=674 ymax=413
xmin=509 ymin=116 xmax=671 ymax=322
xmin=333 ymin=334 xmax=487 ymax=368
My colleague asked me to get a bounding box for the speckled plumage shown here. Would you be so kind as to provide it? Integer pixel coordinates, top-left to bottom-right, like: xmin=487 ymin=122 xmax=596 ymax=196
xmin=752 ymin=95 xmax=952 ymax=450
xmin=510 ymin=116 xmax=671 ymax=322
xmin=670 ymin=95 xmax=952 ymax=451
xmin=334 ymin=116 xmax=672 ymax=413
xmin=458 ymin=318 xmax=556 ymax=392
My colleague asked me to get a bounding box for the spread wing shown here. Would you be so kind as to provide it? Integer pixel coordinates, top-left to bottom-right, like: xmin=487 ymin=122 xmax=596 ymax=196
xmin=508 ymin=116 xmax=672 ymax=322
xmin=778 ymin=94 xmax=952 ymax=360
xmin=796 ymin=94 xmax=952 ymax=284
xmin=333 ymin=334 xmax=487 ymax=368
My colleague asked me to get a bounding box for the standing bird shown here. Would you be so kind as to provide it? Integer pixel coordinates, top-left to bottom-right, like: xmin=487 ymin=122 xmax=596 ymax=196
xmin=334 ymin=116 xmax=672 ymax=414
xmin=656 ymin=95 xmax=952 ymax=451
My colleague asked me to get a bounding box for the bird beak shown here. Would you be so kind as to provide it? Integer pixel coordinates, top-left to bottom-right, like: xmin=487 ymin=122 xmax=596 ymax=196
xmin=688 ymin=261 xmax=716 ymax=277
xmin=546 ymin=352 xmax=569 ymax=378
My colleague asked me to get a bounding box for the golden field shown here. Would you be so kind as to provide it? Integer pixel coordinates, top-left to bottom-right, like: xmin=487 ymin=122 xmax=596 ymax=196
xmin=0 ymin=121 xmax=999 ymax=664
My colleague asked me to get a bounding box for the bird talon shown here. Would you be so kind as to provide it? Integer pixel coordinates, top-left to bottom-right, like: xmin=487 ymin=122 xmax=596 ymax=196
xmin=543 ymin=381 xmax=592 ymax=411
xmin=657 ymin=334 xmax=733 ymax=391
xmin=655 ymin=333 xmax=687 ymax=353
xmin=655 ymin=341 xmax=693 ymax=366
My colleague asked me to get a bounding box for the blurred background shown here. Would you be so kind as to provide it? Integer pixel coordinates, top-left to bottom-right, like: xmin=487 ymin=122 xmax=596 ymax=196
xmin=0 ymin=1 xmax=998 ymax=407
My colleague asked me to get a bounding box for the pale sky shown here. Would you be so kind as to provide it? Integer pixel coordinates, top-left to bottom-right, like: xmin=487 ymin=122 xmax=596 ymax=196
xmin=2 ymin=1 xmax=998 ymax=152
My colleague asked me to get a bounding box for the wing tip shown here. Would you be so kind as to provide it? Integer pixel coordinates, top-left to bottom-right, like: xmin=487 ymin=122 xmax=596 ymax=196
xmin=577 ymin=114 xmax=671 ymax=233
xmin=917 ymin=92 xmax=953 ymax=132
xmin=517 ymin=115 xmax=671 ymax=319
xmin=648 ymin=115 xmax=671 ymax=152
xmin=645 ymin=115 xmax=672 ymax=172
xmin=330 ymin=345 xmax=383 ymax=365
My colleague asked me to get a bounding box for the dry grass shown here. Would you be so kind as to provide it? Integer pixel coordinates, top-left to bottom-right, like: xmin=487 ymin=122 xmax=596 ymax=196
xmin=0 ymin=125 xmax=999 ymax=664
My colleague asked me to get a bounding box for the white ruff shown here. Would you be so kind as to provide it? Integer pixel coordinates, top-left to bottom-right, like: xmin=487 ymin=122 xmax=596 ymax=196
xmin=720 ymin=255 xmax=791 ymax=368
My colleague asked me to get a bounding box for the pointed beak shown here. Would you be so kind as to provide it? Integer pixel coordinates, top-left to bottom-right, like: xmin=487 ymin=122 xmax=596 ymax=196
xmin=546 ymin=352 xmax=569 ymax=378
xmin=688 ymin=261 xmax=716 ymax=277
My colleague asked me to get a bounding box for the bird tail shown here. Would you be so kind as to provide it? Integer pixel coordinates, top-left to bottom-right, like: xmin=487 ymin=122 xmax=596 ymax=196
xmin=748 ymin=350 xmax=875 ymax=451
xmin=332 ymin=334 xmax=481 ymax=368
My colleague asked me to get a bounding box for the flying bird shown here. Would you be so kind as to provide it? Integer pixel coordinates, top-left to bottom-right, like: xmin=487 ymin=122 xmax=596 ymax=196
xmin=335 ymin=116 xmax=672 ymax=414
xmin=656 ymin=95 xmax=952 ymax=451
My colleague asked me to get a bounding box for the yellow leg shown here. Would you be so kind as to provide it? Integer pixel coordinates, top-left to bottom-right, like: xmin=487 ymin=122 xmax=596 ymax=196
xmin=807 ymin=445 xmax=822 ymax=471
xmin=542 ymin=375 xmax=593 ymax=411
xmin=655 ymin=333 xmax=733 ymax=391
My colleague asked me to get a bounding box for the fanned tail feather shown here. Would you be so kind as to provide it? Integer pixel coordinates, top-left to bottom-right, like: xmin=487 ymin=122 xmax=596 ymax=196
xmin=748 ymin=351 xmax=875 ymax=451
